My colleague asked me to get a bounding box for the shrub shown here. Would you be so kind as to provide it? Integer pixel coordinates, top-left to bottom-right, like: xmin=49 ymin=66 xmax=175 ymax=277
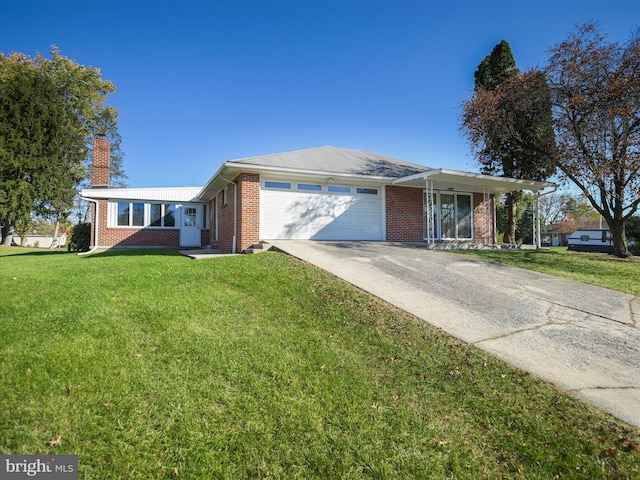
xmin=626 ymin=216 xmax=640 ymax=255
xmin=68 ymin=223 xmax=91 ymax=252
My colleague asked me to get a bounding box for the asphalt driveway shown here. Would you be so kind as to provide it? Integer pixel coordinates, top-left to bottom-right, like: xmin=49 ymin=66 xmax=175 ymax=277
xmin=269 ymin=240 xmax=640 ymax=427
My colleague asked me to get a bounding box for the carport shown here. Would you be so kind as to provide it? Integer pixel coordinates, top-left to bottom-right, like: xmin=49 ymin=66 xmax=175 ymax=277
xmin=392 ymin=169 xmax=555 ymax=246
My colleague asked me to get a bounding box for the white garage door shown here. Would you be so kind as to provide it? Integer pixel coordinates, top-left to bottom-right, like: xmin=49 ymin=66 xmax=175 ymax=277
xmin=260 ymin=181 xmax=383 ymax=240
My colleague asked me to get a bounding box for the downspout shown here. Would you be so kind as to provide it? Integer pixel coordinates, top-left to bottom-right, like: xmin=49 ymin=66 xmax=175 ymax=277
xmin=232 ymin=181 xmax=238 ymax=254
xmin=78 ymin=197 xmax=100 ymax=256
xmin=214 ymin=197 xmax=218 ymax=243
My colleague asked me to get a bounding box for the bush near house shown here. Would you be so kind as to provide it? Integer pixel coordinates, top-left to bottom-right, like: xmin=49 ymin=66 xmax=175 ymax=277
xmin=1 ymin=248 xmax=638 ymax=479
xmin=627 ymin=216 xmax=640 ymax=255
xmin=68 ymin=223 xmax=90 ymax=252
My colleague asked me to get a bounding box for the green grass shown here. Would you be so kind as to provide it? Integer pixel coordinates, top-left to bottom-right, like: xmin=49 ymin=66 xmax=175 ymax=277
xmin=451 ymin=247 xmax=640 ymax=296
xmin=1 ymin=247 xmax=638 ymax=479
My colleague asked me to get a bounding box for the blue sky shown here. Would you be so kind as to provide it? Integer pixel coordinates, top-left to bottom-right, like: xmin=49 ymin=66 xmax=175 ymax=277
xmin=2 ymin=0 xmax=638 ymax=188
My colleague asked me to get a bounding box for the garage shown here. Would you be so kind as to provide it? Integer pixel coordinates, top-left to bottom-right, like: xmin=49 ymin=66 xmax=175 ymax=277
xmin=260 ymin=179 xmax=384 ymax=240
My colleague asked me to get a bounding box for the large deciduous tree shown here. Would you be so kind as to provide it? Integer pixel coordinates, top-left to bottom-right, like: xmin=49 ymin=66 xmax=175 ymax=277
xmin=0 ymin=48 xmax=124 ymax=245
xmin=545 ymin=24 xmax=640 ymax=257
xmin=462 ymin=41 xmax=557 ymax=244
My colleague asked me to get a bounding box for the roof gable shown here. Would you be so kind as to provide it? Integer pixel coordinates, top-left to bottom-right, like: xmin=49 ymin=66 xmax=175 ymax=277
xmin=228 ymin=146 xmax=432 ymax=179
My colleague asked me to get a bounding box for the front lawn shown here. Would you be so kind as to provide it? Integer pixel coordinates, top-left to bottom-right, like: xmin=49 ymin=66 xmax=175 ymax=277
xmin=451 ymin=247 xmax=640 ymax=295
xmin=1 ymin=247 xmax=638 ymax=479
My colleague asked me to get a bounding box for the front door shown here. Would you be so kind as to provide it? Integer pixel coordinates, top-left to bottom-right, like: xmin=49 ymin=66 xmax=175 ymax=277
xmin=180 ymin=205 xmax=201 ymax=246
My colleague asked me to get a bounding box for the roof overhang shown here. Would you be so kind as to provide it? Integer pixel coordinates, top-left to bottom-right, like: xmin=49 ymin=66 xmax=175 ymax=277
xmin=392 ymin=169 xmax=556 ymax=194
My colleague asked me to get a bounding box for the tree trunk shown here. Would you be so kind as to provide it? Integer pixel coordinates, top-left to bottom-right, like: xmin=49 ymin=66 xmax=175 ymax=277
xmin=611 ymin=219 xmax=630 ymax=258
xmin=49 ymin=217 xmax=60 ymax=249
xmin=503 ymin=192 xmax=517 ymax=244
xmin=2 ymin=219 xmax=14 ymax=246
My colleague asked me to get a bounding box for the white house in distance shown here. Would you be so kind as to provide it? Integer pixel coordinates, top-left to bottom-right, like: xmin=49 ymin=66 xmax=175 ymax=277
xmin=81 ymin=137 xmax=554 ymax=253
xmin=12 ymin=230 xmax=68 ymax=248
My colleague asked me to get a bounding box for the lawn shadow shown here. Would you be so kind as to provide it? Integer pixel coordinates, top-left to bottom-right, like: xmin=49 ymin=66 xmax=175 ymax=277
xmin=80 ymin=248 xmax=182 ymax=259
xmin=0 ymin=247 xmax=71 ymax=258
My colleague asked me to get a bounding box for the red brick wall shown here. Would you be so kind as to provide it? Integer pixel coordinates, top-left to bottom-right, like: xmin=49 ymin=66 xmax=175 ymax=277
xmin=92 ymin=199 xmax=214 ymax=248
xmin=217 ymin=184 xmax=235 ymax=253
xmin=385 ymin=186 xmax=495 ymax=244
xmin=386 ymin=185 xmax=424 ymax=241
xmin=91 ymin=138 xmax=110 ymax=188
xmin=237 ymin=173 xmax=260 ymax=252
xmin=208 ymin=197 xmax=217 ymax=246
xmin=473 ymin=192 xmax=495 ymax=244
xmin=89 ymin=179 xmax=495 ymax=250
xmin=213 ymin=173 xmax=262 ymax=253
xmin=200 ymin=229 xmax=210 ymax=247
xmin=94 ymin=198 xmax=180 ymax=247
xmin=101 ymin=227 xmax=181 ymax=247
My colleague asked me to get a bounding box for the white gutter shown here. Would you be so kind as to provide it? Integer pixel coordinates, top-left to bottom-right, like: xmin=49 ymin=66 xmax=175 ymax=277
xmin=393 ymin=168 xmax=555 ymax=192
xmin=198 ymin=162 xmax=229 ymax=199
xmin=392 ymin=169 xmax=441 ymax=184
xmin=78 ymin=197 xmax=100 ymax=256
xmin=232 ymin=181 xmax=238 ymax=254
xmin=435 ymin=168 xmax=555 ymax=190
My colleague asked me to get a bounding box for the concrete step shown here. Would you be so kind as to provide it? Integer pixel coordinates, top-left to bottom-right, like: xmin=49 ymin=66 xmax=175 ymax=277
xmin=244 ymin=242 xmax=271 ymax=254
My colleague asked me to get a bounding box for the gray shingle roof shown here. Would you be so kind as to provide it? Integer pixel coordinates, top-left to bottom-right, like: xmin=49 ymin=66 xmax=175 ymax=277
xmin=228 ymin=146 xmax=432 ymax=179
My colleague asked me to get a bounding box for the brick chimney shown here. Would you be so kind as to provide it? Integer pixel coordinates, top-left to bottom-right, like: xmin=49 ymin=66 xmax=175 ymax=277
xmin=91 ymin=136 xmax=110 ymax=188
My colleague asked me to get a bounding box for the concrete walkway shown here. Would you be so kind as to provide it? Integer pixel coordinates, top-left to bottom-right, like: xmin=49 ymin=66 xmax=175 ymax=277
xmin=178 ymin=248 xmax=239 ymax=260
xmin=269 ymin=240 xmax=640 ymax=427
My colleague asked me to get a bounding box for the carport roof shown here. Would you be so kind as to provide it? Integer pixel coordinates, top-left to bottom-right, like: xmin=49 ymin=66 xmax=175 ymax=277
xmin=392 ymin=169 xmax=555 ymax=194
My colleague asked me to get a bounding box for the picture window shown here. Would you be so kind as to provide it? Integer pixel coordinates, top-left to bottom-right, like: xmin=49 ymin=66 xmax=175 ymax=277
xmin=113 ymin=202 xmax=176 ymax=228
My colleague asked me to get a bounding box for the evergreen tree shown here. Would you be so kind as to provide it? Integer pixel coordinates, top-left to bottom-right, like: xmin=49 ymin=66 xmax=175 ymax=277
xmin=0 ymin=54 xmax=67 ymax=244
xmin=462 ymin=41 xmax=556 ymax=244
xmin=474 ymin=40 xmax=518 ymax=91
xmin=0 ymin=48 xmax=124 ymax=244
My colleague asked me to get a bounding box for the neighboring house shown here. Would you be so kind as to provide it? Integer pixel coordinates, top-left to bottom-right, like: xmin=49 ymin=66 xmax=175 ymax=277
xmin=544 ymin=222 xmax=571 ymax=247
xmin=81 ymin=138 xmax=554 ymax=253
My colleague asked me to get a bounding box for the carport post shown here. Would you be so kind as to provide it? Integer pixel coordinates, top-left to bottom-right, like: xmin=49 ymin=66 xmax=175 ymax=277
xmin=535 ymin=185 xmax=559 ymax=249
xmin=483 ymin=187 xmax=491 ymax=245
xmin=534 ymin=191 xmax=540 ymax=248
xmin=424 ymin=179 xmax=435 ymax=243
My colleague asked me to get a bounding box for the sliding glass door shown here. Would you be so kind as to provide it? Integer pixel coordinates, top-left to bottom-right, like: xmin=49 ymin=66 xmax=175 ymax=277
xmin=425 ymin=192 xmax=473 ymax=240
